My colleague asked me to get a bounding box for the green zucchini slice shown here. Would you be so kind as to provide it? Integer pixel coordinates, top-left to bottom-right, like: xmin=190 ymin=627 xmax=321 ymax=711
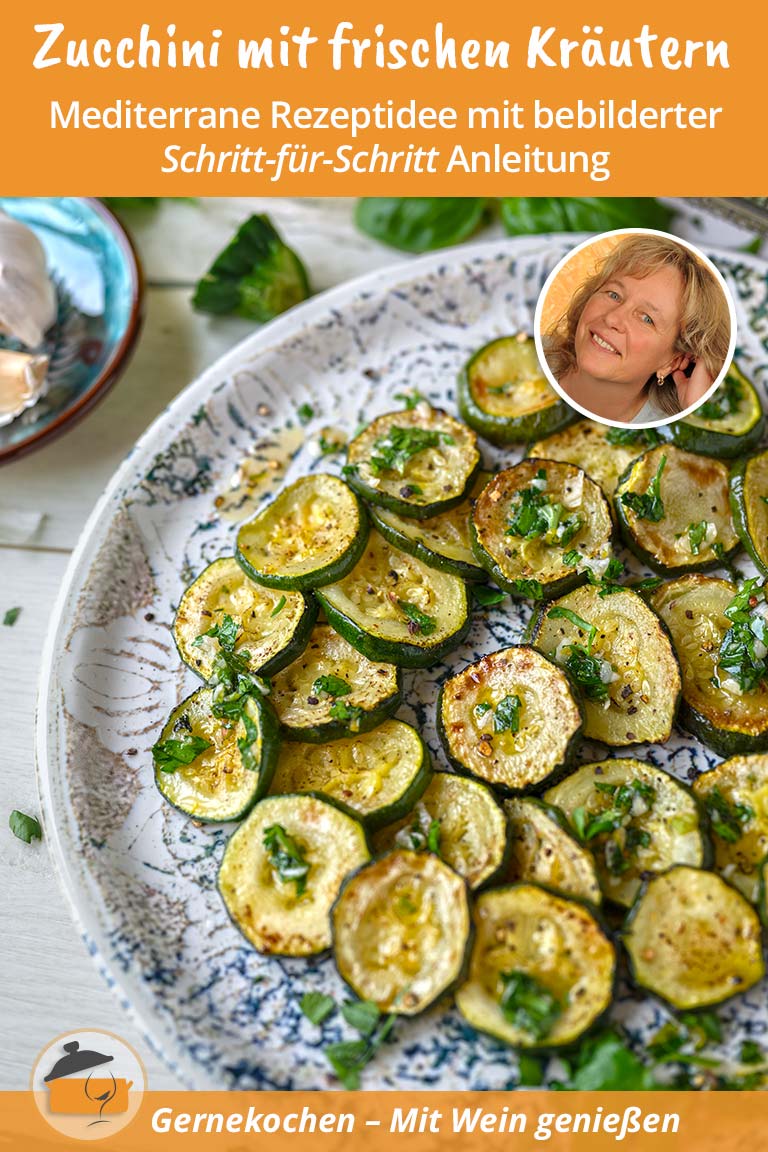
xmin=532 ymin=584 xmax=681 ymax=746
xmin=458 ymin=335 xmax=573 ymax=444
xmin=373 ymin=772 xmax=509 ymax=889
xmin=316 ymin=532 xmax=470 ymax=668
xmin=218 ymin=793 xmax=370 ymax=957
xmin=173 ymin=557 xmax=317 ymax=680
xmin=693 ymin=755 xmax=768 ymax=902
xmin=368 ymin=471 xmax=491 ymax=582
xmin=615 ymin=445 xmax=739 ymax=574
xmin=730 ymin=449 xmax=768 ymax=577
xmin=471 ymin=460 xmax=613 ymax=600
xmin=663 ymin=363 xmax=765 ymax=460
xmin=270 ymin=719 xmax=431 ymax=830
xmin=503 ymin=798 xmax=602 ymax=906
xmin=270 ymin=623 xmax=401 ymax=741
xmin=651 ymin=576 xmax=768 ymax=756
xmin=544 ymin=759 xmax=707 ymax=908
xmin=332 ymin=849 xmax=472 ymax=1014
xmin=455 ymin=884 xmax=616 ymax=1049
xmin=345 ymin=404 xmax=481 ymax=519
xmin=528 ymin=420 xmax=654 ymax=504
xmin=623 ymin=866 xmax=765 ymax=1010
xmin=154 ymin=687 xmax=279 ymax=822
xmin=236 ymin=473 xmax=368 ymax=590
xmin=437 ymin=646 xmax=583 ymax=794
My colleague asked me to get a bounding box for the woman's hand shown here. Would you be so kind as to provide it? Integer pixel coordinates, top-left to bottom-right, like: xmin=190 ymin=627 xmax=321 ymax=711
xmin=672 ymin=357 xmax=715 ymax=410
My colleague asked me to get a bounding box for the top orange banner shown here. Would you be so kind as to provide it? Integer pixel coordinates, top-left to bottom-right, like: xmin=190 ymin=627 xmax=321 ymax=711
xmin=0 ymin=0 xmax=763 ymax=194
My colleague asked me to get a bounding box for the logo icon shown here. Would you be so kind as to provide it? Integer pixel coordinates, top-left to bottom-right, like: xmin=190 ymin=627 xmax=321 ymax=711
xmin=31 ymin=1029 xmax=146 ymax=1141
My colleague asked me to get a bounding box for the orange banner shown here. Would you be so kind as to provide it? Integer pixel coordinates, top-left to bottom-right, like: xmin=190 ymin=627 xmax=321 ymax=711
xmin=0 ymin=0 xmax=763 ymax=194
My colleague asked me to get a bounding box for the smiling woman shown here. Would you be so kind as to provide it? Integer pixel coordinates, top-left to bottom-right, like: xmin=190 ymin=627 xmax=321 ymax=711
xmin=540 ymin=232 xmax=732 ymax=426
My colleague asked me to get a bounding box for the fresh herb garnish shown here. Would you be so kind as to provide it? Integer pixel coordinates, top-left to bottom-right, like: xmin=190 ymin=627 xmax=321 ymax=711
xmin=397 ymin=600 xmax=437 ymax=636
xmin=318 ymin=434 xmax=345 ymax=456
xmin=697 ymin=372 xmax=743 ymax=421
xmin=9 ymin=810 xmax=42 ymax=843
xmin=562 ymin=550 xmax=582 ymax=567
xmin=512 ymin=578 xmax=544 ymax=600
xmin=340 ymin=1000 xmax=382 ymax=1036
xmin=300 ymin=991 xmax=336 ymax=1025
xmin=193 ymin=612 xmax=240 ymax=650
xmin=687 ymin=520 xmax=709 ymax=556
xmin=494 ymin=694 xmax=522 ymax=734
xmin=585 ymin=556 xmax=627 ymax=596
xmin=548 ymin=606 xmax=597 ymax=650
xmin=717 ymin=579 xmax=767 ymax=693
xmin=270 ymin=595 xmax=286 ymax=617
xmin=297 ymin=403 xmax=314 ymax=425
xmin=556 ymin=1030 xmax=662 ymax=1090
xmin=263 ymin=824 xmax=310 ymax=896
xmin=152 ymin=732 xmax=211 ymax=773
xmin=369 ymin=425 xmax=449 ymax=476
xmin=324 ymin=1001 xmax=398 ymax=1089
xmin=405 ymin=814 xmax=442 ymax=856
xmin=704 ymin=786 xmax=754 ymax=843
xmin=473 ymin=585 xmax=506 ymax=607
xmin=312 ymin=674 xmax=352 ymax=699
xmin=605 ymin=426 xmax=663 ymax=447
xmin=621 ymin=454 xmax=667 ymax=522
xmin=394 ymin=391 xmax=426 ymax=410
xmin=3 ymin=607 xmax=21 ymax=627
xmin=499 ymin=197 xmax=672 ymax=240
xmin=499 ymin=971 xmax=562 ymax=1042
xmin=474 ymin=701 xmax=492 ymax=718
xmin=562 ymin=645 xmax=610 ymax=700
xmin=236 ymin=700 xmax=261 ymax=773
xmin=505 ymin=479 xmax=581 ymax=546
xmin=573 ymin=780 xmax=656 ymax=843
xmin=329 ymin=699 xmax=364 ymax=727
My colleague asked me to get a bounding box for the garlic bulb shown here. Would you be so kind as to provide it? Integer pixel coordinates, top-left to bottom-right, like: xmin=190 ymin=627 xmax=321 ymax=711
xmin=0 ymin=349 xmax=49 ymax=427
xmin=0 ymin=211 xmax=56 ymax=349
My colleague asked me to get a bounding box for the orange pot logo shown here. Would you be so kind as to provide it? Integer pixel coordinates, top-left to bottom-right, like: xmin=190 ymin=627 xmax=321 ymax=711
xmin=31 ymin=1029 xmax=146 ymax=1141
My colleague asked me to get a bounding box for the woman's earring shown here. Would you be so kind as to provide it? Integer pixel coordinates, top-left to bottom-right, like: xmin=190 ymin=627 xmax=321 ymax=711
xmin=656 ymin=371 xmax=665 ymax=386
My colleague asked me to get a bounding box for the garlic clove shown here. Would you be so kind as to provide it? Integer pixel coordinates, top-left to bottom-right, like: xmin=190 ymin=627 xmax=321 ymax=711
xmin=0 ymin=211 xmax=57 ymax=349
xmin=0 ymin=348 xmax=49 ymax=427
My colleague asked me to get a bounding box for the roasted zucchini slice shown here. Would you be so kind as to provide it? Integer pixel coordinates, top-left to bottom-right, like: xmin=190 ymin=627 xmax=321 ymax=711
xmin=345 ymin=404 xmax=481 ymax=519
xmin=503 ymin=798 xmax=602 ymax=906
xmin=270 ymin=623 xmax=401 ymax=741
xmin=153 ymin=686 xmax=279 ymax=822
xmin=663 ymin=363 xmax=765 ymax=460
xmin=437 ymin=646 xmax=583 ymax=794
xmin=471 ymin=460 xmax=613 ymax=600
xmin=373 ymin=772 xmax=509 ymax=889
xmin=173 ymin=557 xmax=317 ymax=680
xmin=528 ymin=420 xmax=657 ymax=504
xmin=731 ymin=449 xmax=768 ymax=577
xmin=693 ymin=755 xmax=768 ymax=902
xmin=532 ymin=584 xmax=681 ymax=746
xmin=368 ymin=471 xmax=491 ymax=582
xmin=332 ymin=849 xmax=472 ymax=1014
xmin=218 ymin=793 xmax=370 ymax=957
xmin=316 ymin=532 xmax=470 ymax=668
xmin=623 ymin=866 xmax=765 ymax=1010
xmin=651 ymin=575 xmax=768 ymax=756
xmin=455 ymin=884 xmax=616 ymax=1049
xmin=270 ymin=719 xmax=431 ymax=830
xmin=457 ymin=335 xmax=573 ymax=444
xmin=615 ymin=445 xmax=739 ymax=575
xmin=236 ymin=473 xmax=368 ymax=590
xmin=544 ymin=760 xmax=707 ymax=908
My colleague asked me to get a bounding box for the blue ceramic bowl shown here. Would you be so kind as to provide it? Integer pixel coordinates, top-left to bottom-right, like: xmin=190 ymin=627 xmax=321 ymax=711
xmin=0 ymin=197 xmax=143 ymax=463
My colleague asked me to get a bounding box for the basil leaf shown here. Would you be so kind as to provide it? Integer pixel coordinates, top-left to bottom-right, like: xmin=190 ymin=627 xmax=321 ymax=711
xmin=300 ymin=992 xmax=336 ymax=1026
xmin=9 ymin=810 xmax=42 ymax=843
xmin=355 ymin=198 xmax=487 ymax=253
xmin=500 ymin=197 xmax=672 ymax=237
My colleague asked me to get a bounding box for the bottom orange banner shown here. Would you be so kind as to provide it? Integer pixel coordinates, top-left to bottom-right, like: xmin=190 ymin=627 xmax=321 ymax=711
xmin=1 ymin=1091 xmax=767 ymax=1151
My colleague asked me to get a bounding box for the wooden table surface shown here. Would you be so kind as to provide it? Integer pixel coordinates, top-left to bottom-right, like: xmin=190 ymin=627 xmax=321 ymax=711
xmin=0 ymin=196 xmax=758 ymax=1089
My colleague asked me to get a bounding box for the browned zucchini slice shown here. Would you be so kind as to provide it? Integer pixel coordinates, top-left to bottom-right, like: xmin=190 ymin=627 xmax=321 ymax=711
xmin=693 ymin=754 xmax=768 ymax=902
xmin=503 ymin=797 xmax=602 ymax=905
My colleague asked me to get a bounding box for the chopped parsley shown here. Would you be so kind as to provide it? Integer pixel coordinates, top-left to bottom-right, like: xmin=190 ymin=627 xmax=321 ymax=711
xmin=397 ymin=599 xmax=436 ymax=635
xmin=620 ymin=454 xmax=667 ymax=522
xmin=687 ymin=520 xmax=709 ymax=556
xmin=505 ymin=473 xmax=581 ymax=546
xmin=697 ymin=372 xmax=743 ymax=421
xmin=704 ymin=786 xmax=754 ymax=843
xmin=263 ymin=824 xmax=310 ymax=896
xmin=494 ymin=694 xmax=522 ymax=734
xmin=312 ymin=674 xmax=352 ymax=699
xmin=499 ymin=971 xmax=562 ymax=1042
xmin=3 ymin=607 xmax=21 ymax=627
xmin=717 ymin=579 xmax=768 ymax=693
xmin=236 ymin=701 xmax=261 ymax=773
xmin=300 ymin=992 xmax=336 ymax=1025
xmin=547 ymin=606 xmax=597 ymax=649
xmin=297 ymin=403 xmax=314 ymax=425
xmin=562 ymin=550 xmax=582 ymax=567
xmin=329 ymin=699 xmax=364 ymax=727
xmin=318 ymin=434 xmax=345 ymax=456
xmin=9 ymin=810 xmax=42 ymax=843
xmin=547 ymin=606 xmax=612 ymax=701
xmin=369 ymin=426 xmax=449 ymax=476
xmin=193 ymin=612 xmax=239 ymax=650
xmin=605 ymin=426 xmax=663 ymax=447
xmin=152 ymin=731 xmax=211 ymax=773
xmin=474 ymin=701 xmax=492 ymax=718
xmin=511 ymin=577 xmax=544 ymax=600
xmin=473 ymin=585 xmax=506 ymax=607
xmin=404 ymin=814 xmax=442 ymax=856
xmin=572 ymin=780 xmax=656 ymax=844
xmin=394 ymin=390 xmax=426 ymax=410
xmin=270 ymin=595 xmax=286 ymax=617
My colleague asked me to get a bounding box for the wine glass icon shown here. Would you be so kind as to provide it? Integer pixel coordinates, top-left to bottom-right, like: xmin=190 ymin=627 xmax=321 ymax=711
xmin=84 ymin=1069 xmax=118 ymax=1126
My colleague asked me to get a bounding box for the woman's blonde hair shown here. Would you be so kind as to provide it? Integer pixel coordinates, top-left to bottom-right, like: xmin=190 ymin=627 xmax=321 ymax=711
xmin=544 ymin=234 xmax=731 ymax=415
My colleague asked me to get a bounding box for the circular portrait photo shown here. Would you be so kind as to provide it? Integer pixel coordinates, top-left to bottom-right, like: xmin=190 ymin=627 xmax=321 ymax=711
xmin=534 ymin=229 xmax=736 ymax=428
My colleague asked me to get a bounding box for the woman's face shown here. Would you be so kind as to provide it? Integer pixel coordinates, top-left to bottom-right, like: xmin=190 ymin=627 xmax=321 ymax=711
xmin=573 ymin=267 xmax=684 ymax=387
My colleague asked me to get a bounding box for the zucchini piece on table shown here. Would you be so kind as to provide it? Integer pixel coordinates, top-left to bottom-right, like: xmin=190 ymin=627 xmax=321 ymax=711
xmin=153 ymin=686 xmax=279 ymax=822
xmin=316 ymin=531 xmax=470 ymax=668
xmin=173 ymin=557 xmax=317 ymax=680
xmin=731 ymin=449 xmax=768 ymax=577
xmin=373 ymin=771 xmax=509 ymax=889
xmin=236 ymin=473 xmax=368 ymax=590
xmin=270 ymin=623 xmax=401 ymax=742
xmin=693 ymin=754 xmax=768 ymax=902
xmin=651 ymin=575 xmax=768 ymax=756
xmin=471 ymin=460 xmax=613 ymax=600
xmin=544 ymin=759 xmax=707 ymax=908
xmin=623 ymin=865 xmax=765 ymax=1010
xmin=528 ymin=420 xmax=658 ymax=504
xmin=344 ymin=404 xmax=481 ymax=519
xmin=615 ymin=444 xmax=739 ymax=574
xmin=219 ymin=793 xmax=370 ymax=956
xmin=503 ymin=797 xmax=602 ymax=906
xmin=437 ymin=646 xmax=582 ymax=794
xmin=332 ymin=849 xmax=471 ymax=1014
xmin=368 ymin=471 xmax=491 ymax=582
xmin=663 ymin=363 xmax=764 ymax=460
xmin=455 ymin=884 xmax=616 ymax=1049
xmin=532 ymin=584 xmax=681 ymax=746
xmin=270 ymin=718 xmax=431 ymax=830
xmin=457 ymin=334 xmax=573 ymax=444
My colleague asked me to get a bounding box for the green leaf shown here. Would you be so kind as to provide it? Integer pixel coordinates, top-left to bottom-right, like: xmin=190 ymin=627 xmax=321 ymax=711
xmin=562 ymin=644 xmax=610 ymax=700
xmin=369 ymin=425 xmax=446 ymax=476
xmin=263 ymin=824 xmax=309 ymax=896
xmin=324 ymin=1040 xmax=369 ymax=1089
xmin=312 ymin=674 xmax=352 ymax=699
xmin=687 ymin=520 xmax=709 ymax=556
xmin=560 ymin=1031 xmax=662 ymax=1090
xmin=394 ymin=390 xmax=426 ymax=410
xmin=512 ymin=578 xmax=544 ymax=600
xmin=499 ymin=970 xmax=562 ymax=1042
xmin=500 ymin=197 xmax=672 ymax=237
xmin=397 ymin=600 xmax=437 ymax=636
xmin=473 ymin=585 xmax=506 ymax=607
xmin=9 ymin=810 xmax=42 ymax=843
xmin=494 ymin=694 xmax=522 ymax=734
xmin=341 ymin=1000 xmax=381 ymax=1037
xmin=101 ymin=197 xmax=161 ymax=211
xmin=704 ymin=785 xmax=754 ymax=843
xmin=621 ymin=454 xmax=667 ymax=523
xmin=299 ymin=991 xmax=336 ymax=1026
xmin=355 ymin=198 xmax=487 ymax=253
xmin=605 ymin=426 xmax=663 ymax=447
xmin=193 ymin=612 xmax=240 ymax=651
xmin=192 ymin=214 xmax=310 ymax=322
xmin=517 ymin=1053 xmax=545 ymax=1087
xmin=328 ymin=699 xmax=364 ymax=727
xmin=3 ymin=607 xmax=21 ymax=627
xmin=297 ymin=403 xmax=314 ymax=425
xmin=270 ymin=595 xmax=286 ymax=617
xmin=547 ymin=606 xmax=597 ymax=651
xmin=151 ymin=733 xmax=211 ymax=773
xmin=562 ymin=550 xmax=582 ymax=567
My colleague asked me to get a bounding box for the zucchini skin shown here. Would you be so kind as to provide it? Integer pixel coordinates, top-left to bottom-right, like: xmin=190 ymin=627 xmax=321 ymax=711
xmin=679 ymin=702 xmax=768 ymax=758
xmin=730 ymin=453 xmax=768 ymax=578
xmin=279 ymin=679 xmax=403 ymax=744
xmin=347 ymin=459 xmax=481 ymax=521
xmin=470 ymin=520 xmax=586 ymax=601
xmin=660 ymin=364 xmax=765 ymax=460
xmin=368 ymin=504 xmax=487 ymax=582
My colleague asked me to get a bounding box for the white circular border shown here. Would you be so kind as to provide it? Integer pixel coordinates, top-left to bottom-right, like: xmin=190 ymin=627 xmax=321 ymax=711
xmin=532 ymin=227 xmax=738 ymax=429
